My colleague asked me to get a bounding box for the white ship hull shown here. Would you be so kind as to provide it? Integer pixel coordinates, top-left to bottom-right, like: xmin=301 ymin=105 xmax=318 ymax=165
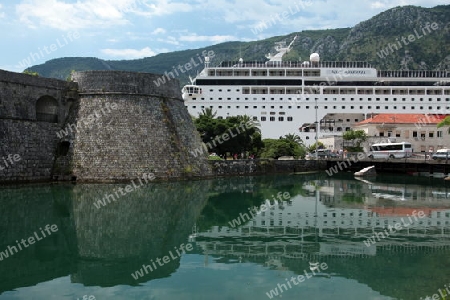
xmin=182 ymin=37 xmax=449 ymax=145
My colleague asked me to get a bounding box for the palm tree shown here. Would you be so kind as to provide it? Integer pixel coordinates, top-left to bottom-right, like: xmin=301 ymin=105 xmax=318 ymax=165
xmin=237 ymin=115 xmax=261 ymax=134
xmin=283 ymin=133 xmax=304 ymax=146
xmin=437 ymin=116 xmax=450 ymax=133
xmin=199 ymin=107 xmax=217 ymax=119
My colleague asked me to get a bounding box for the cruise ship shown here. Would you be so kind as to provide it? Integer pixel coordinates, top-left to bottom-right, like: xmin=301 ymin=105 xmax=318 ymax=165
xmin=181 ymin=36 xmax=450 ymax=145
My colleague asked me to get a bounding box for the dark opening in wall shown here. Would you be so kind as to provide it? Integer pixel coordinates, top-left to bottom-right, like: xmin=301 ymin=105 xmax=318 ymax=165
xmin=57 ymin=141 xmax=70 ymax=156
xmin=36 ymin=95 xmax=59 ymax=123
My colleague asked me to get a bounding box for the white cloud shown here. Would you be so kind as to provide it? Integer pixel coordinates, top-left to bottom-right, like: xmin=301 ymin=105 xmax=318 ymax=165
xmin=179 ymin=34 xmax=237 ymax=43
xmin=101 ymin=47 xmax=156 ymax=59
xmin=16 ymin=0 xmax=134 ymax=30
xmin=0 ymin=4 xmax=5 ymax=18
xmin=134 ymin=0 xmax=193 ymax=17
xmin=151 ymin=27 xmax=166 ymax=35
xmin=157 ymin=36 xmax=180 ymax=45
xmin=14 ymin=0 xmax=194 ymax=30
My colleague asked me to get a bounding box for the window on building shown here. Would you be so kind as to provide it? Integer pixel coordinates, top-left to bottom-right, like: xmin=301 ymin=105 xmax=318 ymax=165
xmin=429 ymin=132 xmax=434 ymax=138
xmin=413 ymin=131 xmax=418 ymax=137
xmin=438 ymin=131 xmax=443 ymax=138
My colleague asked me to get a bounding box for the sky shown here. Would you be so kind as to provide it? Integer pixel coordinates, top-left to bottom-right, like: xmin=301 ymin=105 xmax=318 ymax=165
xmin=0 ymin=0 xmax=448 ymax=72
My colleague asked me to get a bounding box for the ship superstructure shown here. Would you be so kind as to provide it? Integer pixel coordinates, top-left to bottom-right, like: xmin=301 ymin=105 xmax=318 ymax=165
xmin=182 ymin=36 xmax=450 ymax=145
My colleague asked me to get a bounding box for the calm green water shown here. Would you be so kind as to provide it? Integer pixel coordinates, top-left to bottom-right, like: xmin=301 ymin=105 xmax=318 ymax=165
xmin=1 ymin=173 xmax=450 ymax=300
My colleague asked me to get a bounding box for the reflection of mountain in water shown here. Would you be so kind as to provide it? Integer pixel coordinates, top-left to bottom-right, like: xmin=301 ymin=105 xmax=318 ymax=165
xmin=193 ymin=175 xmax=450 ymax=300
xmin=0 ymin=180 xmax=210 ymax=293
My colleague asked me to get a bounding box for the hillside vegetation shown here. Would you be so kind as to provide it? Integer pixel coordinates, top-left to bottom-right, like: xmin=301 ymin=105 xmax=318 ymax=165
xmin=26 ymin=5 xmax=450 ymax=85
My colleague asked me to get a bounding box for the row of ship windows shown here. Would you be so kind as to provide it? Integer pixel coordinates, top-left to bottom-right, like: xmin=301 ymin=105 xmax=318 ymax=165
xmin=192 ymin=97 xmax=450 ymax=101
xmin=257 ymin=220 xmax=447 ymax=226
xmin=204 ymin=88 xmax=450 ymax=95
xmin=261 ymin=211 xmax=450 ymax=218
xmin=191 ymin=105 xmax=450 ymax=111
xmin=194 ymin=114 xmax=293 ymax=121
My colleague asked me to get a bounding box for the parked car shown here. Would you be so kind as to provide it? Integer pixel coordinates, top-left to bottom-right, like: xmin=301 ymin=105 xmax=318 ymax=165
xmin=307 ymin=149 xmax=338 ymax=159
xmin=432 ymin=149 xmax=450 ymax=160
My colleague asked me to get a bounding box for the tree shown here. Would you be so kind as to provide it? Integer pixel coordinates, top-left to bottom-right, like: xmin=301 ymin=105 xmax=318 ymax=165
xmin=260 ymin=138 xmax=306 ymax=159
xmin=307 ymin=141 xmax=325 ymax=153
xmin=342 ymin=130 xmax=368 ymax=152
xmin=199 ymin=107 xmax=217 ymax=119
xmin=23 ymin=70 xmax=39 ymax=76
xmin=192 ymin=113 xmax=263 ymax=157
xmin=283 ymin=133 xmax=304 ymax=146
xmin=437 ymin=116 xmax=450 ymax=134
xmin=237 ymin=115 xmax=261 ymax=134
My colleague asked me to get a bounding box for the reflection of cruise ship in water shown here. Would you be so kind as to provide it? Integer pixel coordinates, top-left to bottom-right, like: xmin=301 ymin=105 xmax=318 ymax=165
xmin=193 ymin=178 xmax=450 ymax=260
xmin=182 ymin=36 xmax=450 ymax=144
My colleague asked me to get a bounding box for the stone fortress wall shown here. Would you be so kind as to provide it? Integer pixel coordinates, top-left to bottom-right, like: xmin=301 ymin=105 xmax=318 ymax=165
xmin=0 ymin=69 xmax=211 ymax=183
xmin=0 ymin=69 xmax=78 ymax=181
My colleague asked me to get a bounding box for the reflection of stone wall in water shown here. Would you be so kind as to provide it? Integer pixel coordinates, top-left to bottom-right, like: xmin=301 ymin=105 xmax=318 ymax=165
xmin=0 ymin=180 xmax=211 ymax=289
xmin=0 ymin=185 xmax=77 ymax=293
xmin=69 ymin=180 xmax=211 ymax=285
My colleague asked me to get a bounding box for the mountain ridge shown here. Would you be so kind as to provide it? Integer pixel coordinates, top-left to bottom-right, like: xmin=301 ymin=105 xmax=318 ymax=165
xmin=26 ymin=4 xmax=450 ymax=85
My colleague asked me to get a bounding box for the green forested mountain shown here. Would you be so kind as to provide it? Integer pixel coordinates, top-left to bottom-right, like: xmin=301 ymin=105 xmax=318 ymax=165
xmin=27 ymin=5 xmax=450 ymax=85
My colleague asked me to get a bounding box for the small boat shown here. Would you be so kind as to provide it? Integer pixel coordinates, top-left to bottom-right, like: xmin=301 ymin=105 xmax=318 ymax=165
xmin=355 ymin=165 xmax=376 ymax=177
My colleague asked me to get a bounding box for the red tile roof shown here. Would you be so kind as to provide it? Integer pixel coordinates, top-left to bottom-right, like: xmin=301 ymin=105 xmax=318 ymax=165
xmin=355 ymin=114 xmax=448 ymax=126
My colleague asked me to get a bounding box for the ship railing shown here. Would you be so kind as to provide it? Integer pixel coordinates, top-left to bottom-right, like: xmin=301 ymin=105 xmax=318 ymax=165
xmin=216 ymin=61 xmax=373 ymax=69
xmin=378 ymin=70 xmax=450 ymax=78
